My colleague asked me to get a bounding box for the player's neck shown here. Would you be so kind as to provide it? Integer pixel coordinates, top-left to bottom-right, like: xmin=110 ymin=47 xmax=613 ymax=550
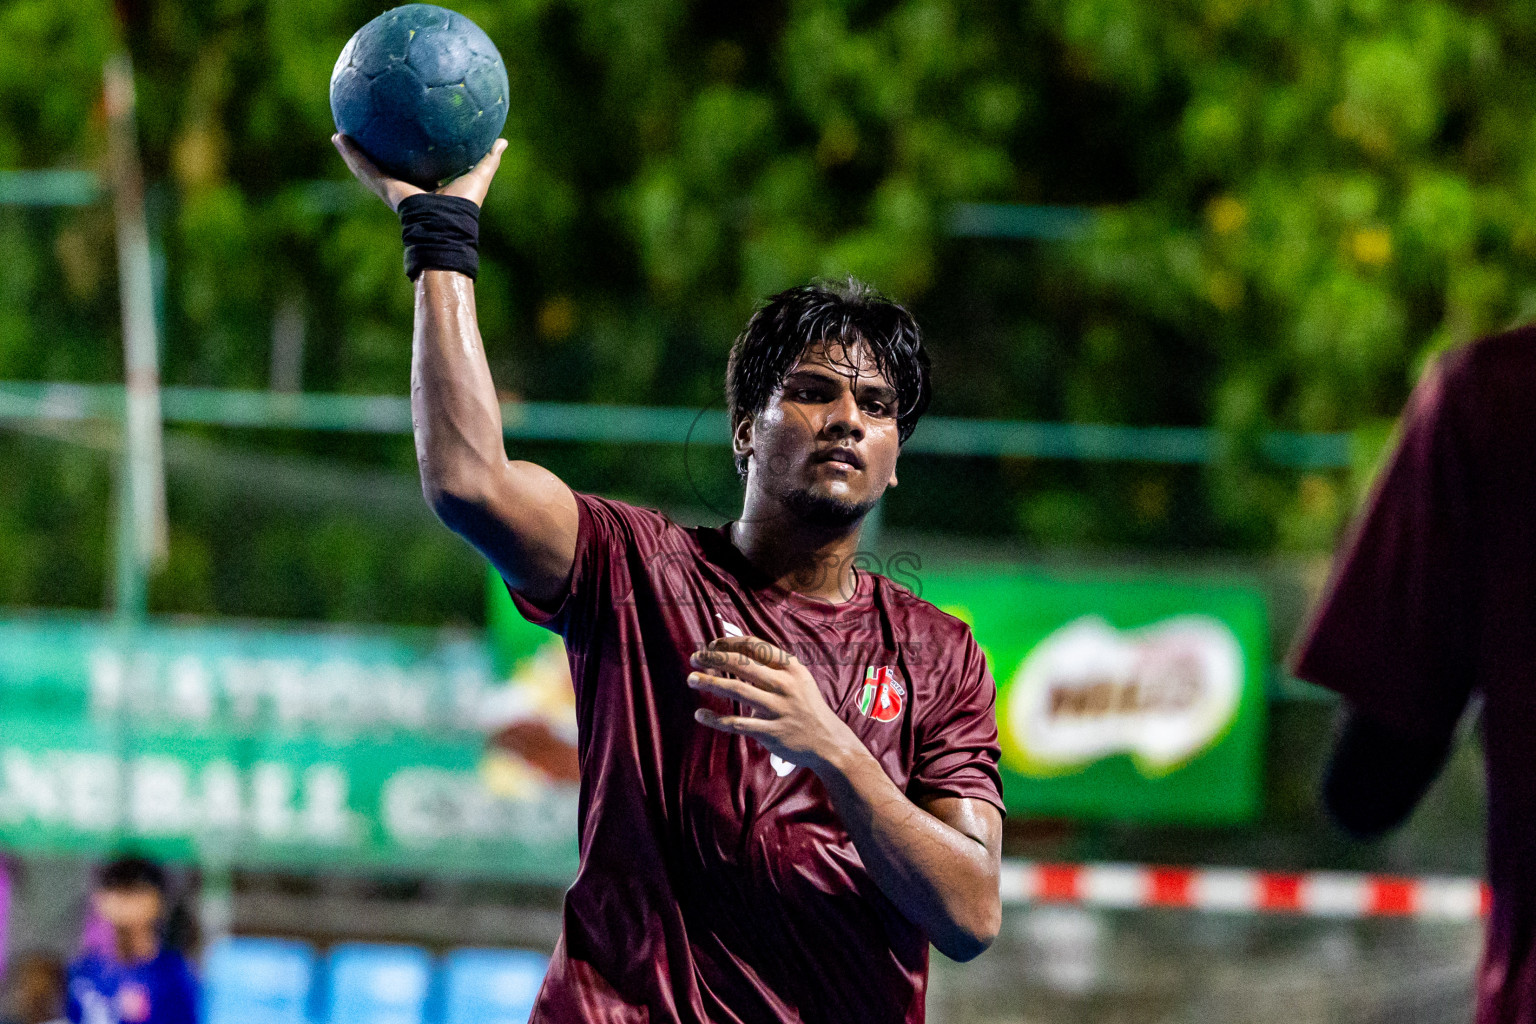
xmin=112 ymin=925 xmax=159 ymax=965
xmin=728 ymin=508 xmax=865 ymax=605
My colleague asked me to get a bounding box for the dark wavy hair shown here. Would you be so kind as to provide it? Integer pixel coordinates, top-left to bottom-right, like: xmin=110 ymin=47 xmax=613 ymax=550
xmin=98 ymin=855 xmax=168 ymax=893
xmin=725 ymin=277 xmax=932 ymax=479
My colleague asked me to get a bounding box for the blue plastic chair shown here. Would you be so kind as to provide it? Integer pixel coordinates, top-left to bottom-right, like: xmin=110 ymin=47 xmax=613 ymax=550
xmin=441 ymin=948 xmax=549 ymax=1024
xmin=202 ymin=937 xmax=315 ymax=1024
xmin=324 ymin=943 xmax=432 ymax=1024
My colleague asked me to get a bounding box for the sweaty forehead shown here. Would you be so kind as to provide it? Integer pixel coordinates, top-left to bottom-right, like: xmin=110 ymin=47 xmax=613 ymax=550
xmin=788 ymin=337 xmax=889 ymax=387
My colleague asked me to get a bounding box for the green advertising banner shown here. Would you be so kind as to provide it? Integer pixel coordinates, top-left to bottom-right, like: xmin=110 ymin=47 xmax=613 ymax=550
xmin=0 ymin=616 xmax=578 ymax=880
xmin=2 ymin=564 xmax=1266 ymax=878
xmin=488 ymin=564 xmax=1268 ymax=825
xmin=918 ymin=570 xmax=1268 ymax=823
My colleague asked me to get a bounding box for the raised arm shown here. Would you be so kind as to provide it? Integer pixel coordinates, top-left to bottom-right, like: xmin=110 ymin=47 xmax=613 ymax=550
xmin=333 ymin=135 xmax=578 ymax=603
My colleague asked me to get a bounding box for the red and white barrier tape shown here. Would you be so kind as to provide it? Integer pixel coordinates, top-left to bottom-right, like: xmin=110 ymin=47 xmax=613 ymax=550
xmin=998 ymin=861 xmax=1490 ymax=921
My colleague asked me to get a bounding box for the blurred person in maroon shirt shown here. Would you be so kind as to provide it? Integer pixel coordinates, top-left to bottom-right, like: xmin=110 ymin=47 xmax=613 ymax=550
xmin=334 ymin=136 xmax=1004 ymax=1023
xmin=1292 ymin=327 xmax=1536 ymax=1023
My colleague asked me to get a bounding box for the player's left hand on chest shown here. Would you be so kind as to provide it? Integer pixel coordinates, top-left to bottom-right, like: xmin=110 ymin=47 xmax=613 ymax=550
xmin=688 ymin=636 xmax=857 ymax=774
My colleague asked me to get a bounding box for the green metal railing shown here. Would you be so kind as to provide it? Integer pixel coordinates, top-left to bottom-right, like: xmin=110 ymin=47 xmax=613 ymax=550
xmin=0 ymin=169 xmax=104 ymax=207
xmin=0 ymin=164 xmax=1346 ymax=467
xmin=946 ymin=203 xmax=1094 ymax=240
xmin=2 ymin=171 xmax=1098 ymax=238
xmin=0 ymin=381 xmax=1353 ymax=468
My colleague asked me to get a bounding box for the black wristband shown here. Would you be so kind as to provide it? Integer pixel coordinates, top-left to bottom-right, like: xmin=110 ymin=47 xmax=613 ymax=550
xmin=399 ymin=193 xmax=481 ymax=282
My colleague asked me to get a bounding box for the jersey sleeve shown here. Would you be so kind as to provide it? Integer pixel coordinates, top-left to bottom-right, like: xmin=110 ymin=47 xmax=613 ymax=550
xmin=907 ymin=628 xmax=1006 ymax=815
xmin=1290 ymin=353 xmax=1480 ymax=738
xmin=507 ymin=491 xmax=677 ymax=641
xmin=163 ymin=953 xmax=202 ymax=1024
xmin=64 ymin=964 xmax=83 ymax=1024
xmin=181 ymin=953 xmax=203 ymax=1024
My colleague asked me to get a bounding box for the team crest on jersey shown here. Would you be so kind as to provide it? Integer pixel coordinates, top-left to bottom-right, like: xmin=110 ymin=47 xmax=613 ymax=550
xmin=857 ymin=666 xmax=906 ymax=722
xmin=116 ymin=982 xmax=152 ymax=1023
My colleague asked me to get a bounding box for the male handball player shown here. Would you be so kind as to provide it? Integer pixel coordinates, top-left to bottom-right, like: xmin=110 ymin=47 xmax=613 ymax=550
xmin=1292 ymin=328 xmax=1536 ymax=1022
xmin=335 ymin=135 xmax=1004 ymax=1023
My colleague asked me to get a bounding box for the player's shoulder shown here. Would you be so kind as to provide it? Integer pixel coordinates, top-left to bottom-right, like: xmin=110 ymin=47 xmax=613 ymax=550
xmin=65 ymin=948 xmax=112 ymax=986
xmin=576 ymin=490 xmax=674 ymax=524
xmin=1422 ymin=324 xmax=1536 ymax=443
xmin=158 ymin=945 xmax=196 ymax=973
xmin=167 ymin=948 xmax=201 ymax=989
xmin=65 ymin=949 xmax=102 ymax=976
xmin=1438 ymin=323 xmax=1536 ymax=396
xmin=576 ymin=491 xmax=695 ymax=550
xmin=873 ymin=576 xmax=992 ymax=708
xmin=874 ymin=573 xmax=982 ymax=647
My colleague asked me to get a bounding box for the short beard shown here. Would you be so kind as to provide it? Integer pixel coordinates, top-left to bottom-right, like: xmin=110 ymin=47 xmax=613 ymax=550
xmin=782 ymin=486 xmax=877 ymax=529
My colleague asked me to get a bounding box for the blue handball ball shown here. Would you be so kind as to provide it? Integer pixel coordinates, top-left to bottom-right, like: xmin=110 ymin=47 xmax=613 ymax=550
xmin=330 ymin=4 xmax=509 ymax=188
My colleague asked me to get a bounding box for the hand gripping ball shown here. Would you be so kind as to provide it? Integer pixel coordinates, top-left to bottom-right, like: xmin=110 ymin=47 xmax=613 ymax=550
xmin=330 ymin=4 xmax=509 ymax=188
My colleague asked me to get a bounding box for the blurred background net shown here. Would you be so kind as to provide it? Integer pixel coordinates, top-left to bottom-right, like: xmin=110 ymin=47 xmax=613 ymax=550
xmin=0 ymin=0 xmax=1520 ymax=1021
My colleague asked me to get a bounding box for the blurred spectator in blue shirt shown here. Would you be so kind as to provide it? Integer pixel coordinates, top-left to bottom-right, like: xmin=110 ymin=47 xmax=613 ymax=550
xmin=66 ymin=859 xmax=197 ymax=1024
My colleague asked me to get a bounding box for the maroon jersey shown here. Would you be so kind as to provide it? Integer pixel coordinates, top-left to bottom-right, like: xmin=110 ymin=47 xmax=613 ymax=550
xmin=1291 ymin=326 xmax=1536 ymax=1024
xmin=510 ymin=492 xmax=1004 ymax=1023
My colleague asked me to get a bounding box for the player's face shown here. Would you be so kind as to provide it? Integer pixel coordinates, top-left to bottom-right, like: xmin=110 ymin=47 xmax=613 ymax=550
xmin=744 ymin=338 xmax=901 ymax=527
xmin=93 ymin=885 xmax=163 ymax=932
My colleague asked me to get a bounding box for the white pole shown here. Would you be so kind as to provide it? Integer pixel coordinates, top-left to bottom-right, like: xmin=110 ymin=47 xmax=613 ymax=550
xmin=104 ymin=52 xmax=168 ymax=620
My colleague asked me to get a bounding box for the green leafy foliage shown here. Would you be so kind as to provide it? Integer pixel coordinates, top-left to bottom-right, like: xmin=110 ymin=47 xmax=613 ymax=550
xmin=1042 ymin=0 xmax=1536 ymax=545
xmin=1 ymin=0 xmax=1529 ymax=620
